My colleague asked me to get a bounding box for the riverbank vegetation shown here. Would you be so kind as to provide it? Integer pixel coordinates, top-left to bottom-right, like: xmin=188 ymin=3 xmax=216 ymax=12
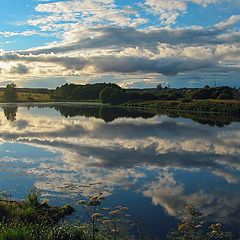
xmin=124 ymin=99 xmax=240 ymax=115
xmin=0 ymin=90 xmax=50 ymax=102
xmin=0 ymin=190 xmax=238 ymax=240
xmin=0 ymin=85 xmax=51 ymax=102
xmin=1 ymin=83 xmax=240 ymax=115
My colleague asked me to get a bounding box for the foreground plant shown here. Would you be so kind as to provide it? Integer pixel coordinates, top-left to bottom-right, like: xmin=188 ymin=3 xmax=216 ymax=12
xmin=167 ymin=206 xmax=232 ymax=240
xmin=78 ymin=195 xmax=133 ymax=240
xmin=0 ymin=189 xmax=238 ymax=240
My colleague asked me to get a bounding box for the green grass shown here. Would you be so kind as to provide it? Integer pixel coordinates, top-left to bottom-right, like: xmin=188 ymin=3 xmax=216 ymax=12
xmin=0 ymin=221 xmax=86 ymax=240
xmin=0 ymin=91 xmax=50 ymax=102
xmin=0 ymin=188 xmax=74 ymax=225
xmin=0 ymin=190 xmax=79 ymax=240
xmin=124 ymin=99 xmax=240 ymax=116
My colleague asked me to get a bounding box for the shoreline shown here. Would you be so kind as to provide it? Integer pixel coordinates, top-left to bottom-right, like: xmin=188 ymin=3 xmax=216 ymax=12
xmin=0 ymin=101 xmax=107 ymax=106
xmin=122 ymin=99 xmax=240 ymax=116
xmin=0 ymin=99 xmax=240 ymax=117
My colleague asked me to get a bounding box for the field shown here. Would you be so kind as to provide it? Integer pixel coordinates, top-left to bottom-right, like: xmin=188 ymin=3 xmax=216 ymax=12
xmin=0 ymin=91 xmax=51 ymax=102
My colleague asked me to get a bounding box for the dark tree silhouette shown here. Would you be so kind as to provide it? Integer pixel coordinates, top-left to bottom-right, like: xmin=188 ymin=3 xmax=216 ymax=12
xmin=2 ymin=106 xmax=18 ymax=121
xmin=3 ymin=83 xmax=18 ymax=102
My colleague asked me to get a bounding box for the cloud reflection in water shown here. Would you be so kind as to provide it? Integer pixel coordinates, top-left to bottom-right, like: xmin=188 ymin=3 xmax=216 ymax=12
xmin=0 ymin=104 xmax=240 ymax=225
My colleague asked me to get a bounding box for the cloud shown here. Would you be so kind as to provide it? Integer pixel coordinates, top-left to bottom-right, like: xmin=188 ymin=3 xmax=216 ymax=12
xmin=29 ymin=0 xmax=134 ymax=32
xmin=0 ymin=30 xmax=45 ymax=38
xmin=144 ymin=0 xmax=187 ymax=25
xmin=19 ymin=24 xmax=234 ymax=55
xmin=143 ymin=172 xmax=240 ymax=222
xmin=0 ymin=15 xmax=238 ymax=78
xmin=91 ymin=55 xmax=216 ymax=75
xmin=0 ymin=51 xmax=217 ymax=76
xmin=10 ymin=63 xmax=29 ymax=74
xmin=144 ymin=0 xmax=230 ymax=25
xmin=215 ymin=15 xmax=240 ymax=30
xmin=0 ymin=1 xmax=239 ymax=87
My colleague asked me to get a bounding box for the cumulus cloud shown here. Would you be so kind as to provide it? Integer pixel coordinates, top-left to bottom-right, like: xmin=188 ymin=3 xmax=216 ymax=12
xmin=0 ymin=0 xmax=239 ymax=87
xmin=10 ymin=63 xmax=29 ymax=74
xmin=144 ymin=0 xmax=231 ymax=25
xmin=0 ymin=51 xmax=217 ymax=76
xmin=19 ymin=23 xmax=236 ymax=55
xmin=0 ymin=14 xmax=238 ymax=79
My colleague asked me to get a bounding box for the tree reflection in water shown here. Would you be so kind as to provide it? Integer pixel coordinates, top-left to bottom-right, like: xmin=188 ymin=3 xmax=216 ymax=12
xmin=2 ymin=106 xmax=18 ymax=121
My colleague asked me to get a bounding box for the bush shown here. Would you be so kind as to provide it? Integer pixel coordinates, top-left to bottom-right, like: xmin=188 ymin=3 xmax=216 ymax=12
xmin=25 ymin=188 xmax=41 ymax=208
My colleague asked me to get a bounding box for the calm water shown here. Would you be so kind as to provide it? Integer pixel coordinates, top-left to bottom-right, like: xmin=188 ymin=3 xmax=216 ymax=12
xmin=0 ymin=103 xmax=240 ymax=238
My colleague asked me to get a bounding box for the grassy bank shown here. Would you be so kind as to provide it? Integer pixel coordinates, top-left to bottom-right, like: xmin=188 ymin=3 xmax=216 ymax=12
xmin=0 ymin=189 xmax=78 ymax=240
xmin=0 ymin=91 xmax=51 ymax=102
xmin=0 ymin=191 xmax=133 ymax=240
xmin=123 ymin=99 xmax=240 ymax=116
xmin=0 ymin=190 xmax=238 ymax=240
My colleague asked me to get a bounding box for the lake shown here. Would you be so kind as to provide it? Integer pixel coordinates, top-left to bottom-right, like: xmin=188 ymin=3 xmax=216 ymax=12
xmin=0 ymin=103 xmax=240 ymax=238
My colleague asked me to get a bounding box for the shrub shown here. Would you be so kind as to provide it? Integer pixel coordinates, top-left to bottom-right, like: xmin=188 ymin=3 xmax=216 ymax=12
xmin=25 ymin=188 xmax=41 ymax=208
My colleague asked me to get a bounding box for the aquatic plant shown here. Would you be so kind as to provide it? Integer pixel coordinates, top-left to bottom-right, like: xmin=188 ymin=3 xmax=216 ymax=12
xmin=78 ymin=195 xmax=133 ymax=240
xmin=0 ymin=189 xmax=238 ymax=240
xmin=167 ymin=206 xmax=233 ymax=240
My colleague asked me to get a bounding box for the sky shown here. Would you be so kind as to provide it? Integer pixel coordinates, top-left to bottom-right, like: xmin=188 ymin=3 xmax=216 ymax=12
xmin=0 ymin=0 xmax=239 ymax=88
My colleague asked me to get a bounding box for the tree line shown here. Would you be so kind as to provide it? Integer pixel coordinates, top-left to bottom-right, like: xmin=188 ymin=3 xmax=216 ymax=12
xmin=2 ymin=82 xmax=240 ymax=104
xmin=50 ymin=83 xmax=240 ymax=104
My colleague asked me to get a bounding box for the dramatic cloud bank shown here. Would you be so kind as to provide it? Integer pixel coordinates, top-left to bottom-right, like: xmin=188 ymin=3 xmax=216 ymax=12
xmin=0 ymin=0 xmax=239 ymax=87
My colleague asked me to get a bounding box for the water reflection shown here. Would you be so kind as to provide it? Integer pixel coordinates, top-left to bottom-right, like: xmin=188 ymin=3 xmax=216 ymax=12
xmin=2 ymin=104 xmax=240 ymax=127
xmin=2 ymin=106 xmax=18 ymax=121
xmin=53 ymin=105 xmax=155 ymax=122
xmin=0 ymin=104 xmax=240 ymax=237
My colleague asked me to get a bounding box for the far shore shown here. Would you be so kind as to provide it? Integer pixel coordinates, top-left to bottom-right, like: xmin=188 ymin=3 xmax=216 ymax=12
xmin=1 ymin=83 xmax=240 ymax=116
xmin=0 ymin=101 xmax=107 ymax=106
xmin=1 ymin=99 xmax=240 ymax=117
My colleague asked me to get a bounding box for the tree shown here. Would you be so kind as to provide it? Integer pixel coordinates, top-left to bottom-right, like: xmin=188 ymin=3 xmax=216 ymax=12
xmin=99 ymin=87 xmax=126 ymax=104
xmin=3 ymin=83 xmax=18 ymax=102
xmin=156 ymin=84 xmax=162 ymax=90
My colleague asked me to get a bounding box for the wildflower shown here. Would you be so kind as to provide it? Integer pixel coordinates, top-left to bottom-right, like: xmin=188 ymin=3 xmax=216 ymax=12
xmin=111 ymin=229 xmax=120 ymax=234
xmin=211 ymin=230 xmax=218 ymax=235
xmin=102 ymin=220 xmax=111 ymax=224
xmin=92 ymin=213 xmax=102 ymax=219
xmin=89 ymin=200 xmax=101 ymax=206
xmin=110 ymin=210 xmax=121 ymax=216
xmin=90 ymin=196 xmax=99 ymax=201
xmin=101 ymin=207 xmax=110 ymax=211
xmin=178 ymin=223 xmax=187 ymax=231
xmin=77 ymin=200 xmax=87 ymax=205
